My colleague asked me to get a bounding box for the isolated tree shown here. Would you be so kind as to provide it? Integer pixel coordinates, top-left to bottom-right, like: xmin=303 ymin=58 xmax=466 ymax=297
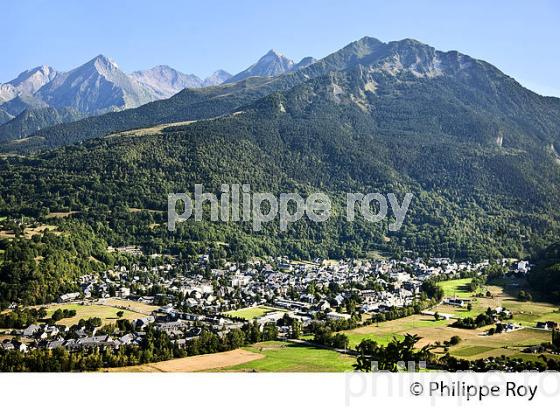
xmin=290 ymin=320 xmax=302 ymax=339
xmin=51 ymin=309 xmax=63 ymax=322
xmin=552 ymin=328 xmax=560 ymax=351
xmin=262 ymin=322 xmax=278 ymax=341
xmin=38 ymin=307 xmax=48 ymax=318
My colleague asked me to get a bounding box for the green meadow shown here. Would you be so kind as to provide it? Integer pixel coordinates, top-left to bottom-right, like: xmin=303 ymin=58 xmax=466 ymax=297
xmin=225 ymin=341 xmax=355 ymax=372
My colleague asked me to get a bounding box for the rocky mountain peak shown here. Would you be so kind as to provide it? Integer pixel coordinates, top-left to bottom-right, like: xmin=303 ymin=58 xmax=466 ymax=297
xmin=202 ymin=70 xmax=232 ymax=87
xmin=226 ymin=49 xmax=295 ymax=83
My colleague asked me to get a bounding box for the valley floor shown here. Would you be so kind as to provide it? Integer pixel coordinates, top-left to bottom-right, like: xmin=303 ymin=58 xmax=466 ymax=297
xmin=106 ymin=341 xmax=356 ymax=372
xmin=106 ymin=348 xmax=264 ymax=372
xmin=340 ymin=278 xmax=560 ymax=362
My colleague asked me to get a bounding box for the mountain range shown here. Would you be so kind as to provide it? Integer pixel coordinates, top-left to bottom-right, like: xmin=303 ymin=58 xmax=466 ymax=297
xmin=130 ymin=66 xmax=232 ymax=99
xmin=0 ymin=48 xmax=321 ymax=142
xmin=6 ymin=36 xmax=559 ymax=153
xmin=1 ymin=36 xmax=559 ymax=262
xmin=0 ymin=55 xmax=242 ymax=140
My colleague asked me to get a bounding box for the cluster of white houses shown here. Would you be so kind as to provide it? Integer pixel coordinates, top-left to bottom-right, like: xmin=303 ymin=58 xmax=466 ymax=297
xmin=1 ymin=255 xmax=532 ymax=353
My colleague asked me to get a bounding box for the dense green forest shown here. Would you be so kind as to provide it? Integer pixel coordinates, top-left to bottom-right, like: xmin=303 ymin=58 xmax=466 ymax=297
xmin=0 ymin=221 xmax=110 ymax=306
xmin=2 ymin=62 xmax=560 ymax=264
xmin=0 ymin=107 xmax=83 ymax=143
xmin=528 ymin=242 xmax=560 ymax=302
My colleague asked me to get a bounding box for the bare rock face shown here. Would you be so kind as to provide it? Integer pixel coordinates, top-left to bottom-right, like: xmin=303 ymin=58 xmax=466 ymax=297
xmin=0 ymin=108 xmax=13 ymax=125
xmin=292 ymin=56 xmax=317 ymax=71
xmin=36 ymin=55 xmax=156 ymax=113
xmin=0 ymin=84 xmax=18 ymax=104
xmin=8 ymin=65 xmax=58 ymax=95
xmin=130 ymin=65 xmax=204 ymax=99
xmin=0 ymin=65 xmax=58 ymax=106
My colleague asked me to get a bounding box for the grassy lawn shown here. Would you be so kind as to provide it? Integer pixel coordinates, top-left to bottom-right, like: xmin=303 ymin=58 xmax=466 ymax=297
xmin=224 ymin=306 xmax=284 ymax=320
xmin=45 ymin=302 xmax=152 ymax=326
xmin=224 ymin=341 xmax=355 ymax=372
xmin=439 ymin=278 xmax=479 ymax=298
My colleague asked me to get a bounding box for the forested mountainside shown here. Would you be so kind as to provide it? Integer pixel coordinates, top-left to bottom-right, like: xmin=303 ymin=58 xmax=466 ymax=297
xmin=1 ymin=52 xmax=560 ymax=261
xmin=0 ymin=109 xmax=14 ymax=124
xmin=1 ymin=36 xmax=560 ymax=305
xmin=1 ymin=76 xmax=274 ymax=151
xmin=0 ymin=107 xmax=83 ymax=142
xmin=528 ymin=242 xmax=560 ymax=302
xmin=0 ymin=222 xmax=111 ymax=305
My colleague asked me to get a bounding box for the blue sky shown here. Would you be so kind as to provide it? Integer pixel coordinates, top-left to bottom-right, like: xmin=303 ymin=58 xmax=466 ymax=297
xmin=3 ymin=0 xmax=559 ymax=96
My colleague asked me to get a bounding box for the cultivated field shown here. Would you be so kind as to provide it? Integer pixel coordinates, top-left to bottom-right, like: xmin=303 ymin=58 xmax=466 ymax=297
xmin=445 ymin=327 xmax=552 ymax=360
xmin=111 ymin=340 xmax=356 ymax=372
xmin=107 ymin=349 xmax=264 ymax=372
xmin=342 ymin=313 xmax=551 ymax=361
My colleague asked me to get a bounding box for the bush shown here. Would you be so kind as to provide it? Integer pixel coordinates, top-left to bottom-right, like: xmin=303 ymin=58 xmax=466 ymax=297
xmin=449 ymin=335 xmax=461 ymax=346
